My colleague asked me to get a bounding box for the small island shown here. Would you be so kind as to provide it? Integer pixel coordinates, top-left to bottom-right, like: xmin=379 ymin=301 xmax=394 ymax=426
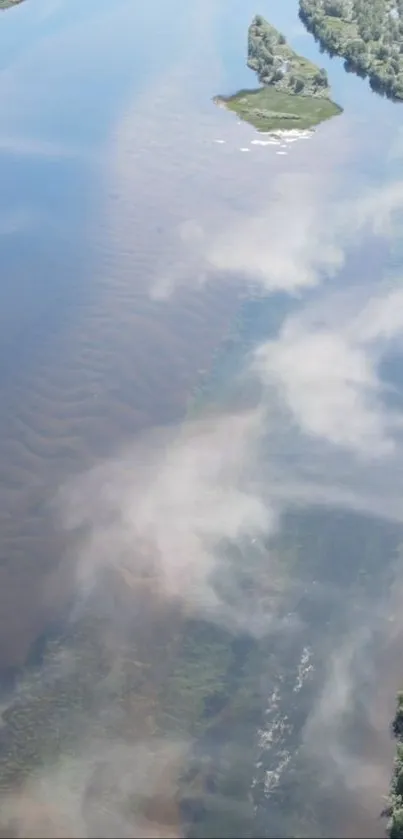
xmin=214 ymin=15 xmax=342 ymax=133
xmin=299 ymin=0 xmax=403 ymax=100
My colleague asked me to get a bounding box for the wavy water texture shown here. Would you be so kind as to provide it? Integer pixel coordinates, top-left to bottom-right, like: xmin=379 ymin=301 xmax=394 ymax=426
xmin=0 ymin=0 xmax=403 ymax=837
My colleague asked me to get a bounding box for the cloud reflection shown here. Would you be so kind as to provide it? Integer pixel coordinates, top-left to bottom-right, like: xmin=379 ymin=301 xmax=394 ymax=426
xmin=2 ymin=1 xmax=403 ymax=836
xmin=254 ymin=284 xmax=403 ymax=458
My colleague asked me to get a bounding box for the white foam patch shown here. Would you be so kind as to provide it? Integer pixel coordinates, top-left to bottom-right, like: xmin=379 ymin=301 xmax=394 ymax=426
xmin=251 ymin=139 xmax=280 ymax=147
xmin=252 ymin=138 xmax=281 ymax=146
xmin=261 ymin=128 xmax=314 ymax=142
xmin=276 ymin=150 xmax=288 ymax=155
xmin=240 ymin=147 xmax=250 ymax=152
xmin=214 ymin=139 xmax=226 ymax=144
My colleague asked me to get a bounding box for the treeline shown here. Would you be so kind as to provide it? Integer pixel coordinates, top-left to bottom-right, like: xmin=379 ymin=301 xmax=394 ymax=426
xmin=247 ymin=15 xmax=288 ymax=85
xmin=248 ymin=14 xmax=330 ymax=97
xmin=299 ymin=0 xmax=403 ymax=99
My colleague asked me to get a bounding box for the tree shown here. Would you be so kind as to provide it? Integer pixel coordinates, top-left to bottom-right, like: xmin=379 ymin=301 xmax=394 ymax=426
xmin=370 ymin=21 xmax=382 ymax=40
xmin=344 ymin=38 xmax=367 ymax=66
xmin=387 ymin=697 xmax=403 ymax=837
xmin=323 ymin=0 xmax=345 ymax=17
xmin=391 ymin=56 xmax=401 ymax=74
xmin=253 ymin=14 xmax=264 ymax=26
xmin=393 ymin=693 xmax=403 ymax=739
xmin=360 ymin=26 xmax=372 ymax=43
xmin=314 ymin=67 xmax=328 ymax=86
xmin=390 ymin=804 xmax=403 ymax=839
xmin=377 ymin=43 xmax=390 ymax=60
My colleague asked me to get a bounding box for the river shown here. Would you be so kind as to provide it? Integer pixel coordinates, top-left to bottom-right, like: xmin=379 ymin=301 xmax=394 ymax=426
xmin=0 ymin=0 xmax=402 ymax=836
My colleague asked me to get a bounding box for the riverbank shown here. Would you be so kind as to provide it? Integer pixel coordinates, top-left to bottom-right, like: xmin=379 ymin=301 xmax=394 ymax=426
xmin=299 ymin=0 xmax=403 ymax=100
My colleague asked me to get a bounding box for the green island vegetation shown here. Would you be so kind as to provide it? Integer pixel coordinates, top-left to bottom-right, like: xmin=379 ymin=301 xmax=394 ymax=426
xmin=299 ymin=0 xmax=403 ymax=99
xmin=214 ymin=15 xmax=342 ymax=132
xmin=0 ymin=0 xmax=25 ymax=9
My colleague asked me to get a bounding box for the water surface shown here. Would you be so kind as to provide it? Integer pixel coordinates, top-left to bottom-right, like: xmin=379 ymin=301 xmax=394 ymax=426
xmin=0 ymin=0 xmax=403 ymax=836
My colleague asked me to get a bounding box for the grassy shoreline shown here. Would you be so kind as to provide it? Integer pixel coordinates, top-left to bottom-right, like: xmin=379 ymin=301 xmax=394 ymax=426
xmin=214 ymin=85 xmax=342 ymax=132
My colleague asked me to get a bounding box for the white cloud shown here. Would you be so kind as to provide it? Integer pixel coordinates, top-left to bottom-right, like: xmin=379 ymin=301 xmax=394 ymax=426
xmin=148 ymin=169 xmax=403 ymax=300
xmin=300 ymin=566 xmax=403 ymax=833
xmin=207 ymin=173 xmax=344 ymax=293
xmin=58 ymin=409 xmax=280 ymax=631
xmin=254 ymin=283 xmax=403 ymax=459
xmin=207 ymin=176 xmax=403 ymax=296
xmin=351 ymin=286 xmax=403 ymax=344
xmin=255 ymin=323 xmax=391 ymax=457
xmin=352 ymin=180 xmax=403 ymax=238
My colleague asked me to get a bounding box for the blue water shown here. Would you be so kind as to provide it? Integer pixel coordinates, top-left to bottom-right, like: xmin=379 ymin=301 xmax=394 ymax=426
xmin=0 ymin=0 xmax=403 ymax=836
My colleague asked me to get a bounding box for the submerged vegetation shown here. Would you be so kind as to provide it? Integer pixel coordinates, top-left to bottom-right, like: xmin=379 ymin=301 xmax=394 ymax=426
xmin=299 ymin=0 xmax=403 ymax=99
xmin=0 ymin=573 xmax=266 ymax=836
xmin=214 ymin=15 xmax=341 ymax=133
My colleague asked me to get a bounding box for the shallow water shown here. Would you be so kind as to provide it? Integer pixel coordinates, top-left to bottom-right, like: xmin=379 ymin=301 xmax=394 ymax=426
xmin=0 ymin=0 xmax=403 ymax=836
